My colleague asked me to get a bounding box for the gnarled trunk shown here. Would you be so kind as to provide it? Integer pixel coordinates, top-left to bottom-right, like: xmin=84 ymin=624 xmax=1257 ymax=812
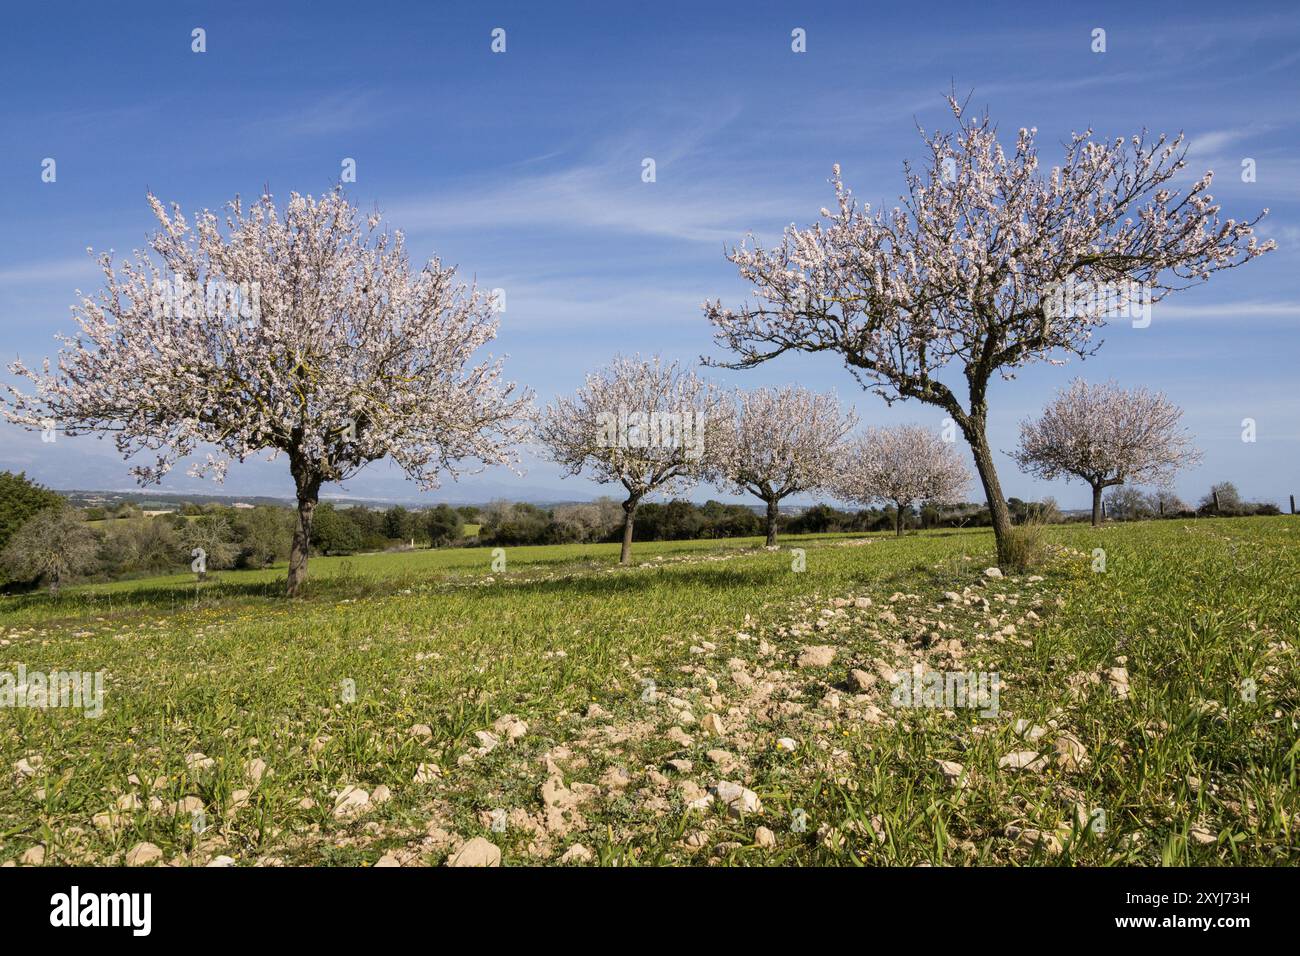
xmin=765 ymin=496 xmax=780 ymax=547
xmin=287 ymin=472 xmax=322 ymax=598
xmin=1090 ymin=483 xmax=1104 ymax=527
xmin=894 ymin=502 xmax=905 ymax=536
xmin=964 ymin=419 xmax=1014 ymax=567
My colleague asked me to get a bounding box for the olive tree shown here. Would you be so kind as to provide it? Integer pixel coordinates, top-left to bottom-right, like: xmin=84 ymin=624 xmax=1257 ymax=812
xmin=0 ymin=508 xmax=100 ymax=593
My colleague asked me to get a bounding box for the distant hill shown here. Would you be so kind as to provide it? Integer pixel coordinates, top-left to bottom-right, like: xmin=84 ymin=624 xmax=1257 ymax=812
xmin=54 ymin=487 xmax=818 ymax=513
xmin=55 ymin=488 xmax=598 ymax=510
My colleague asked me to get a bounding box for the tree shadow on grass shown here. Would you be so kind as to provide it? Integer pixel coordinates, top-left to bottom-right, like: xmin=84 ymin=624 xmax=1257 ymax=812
xmin=0 ymin=577 xmax=290 ymax=625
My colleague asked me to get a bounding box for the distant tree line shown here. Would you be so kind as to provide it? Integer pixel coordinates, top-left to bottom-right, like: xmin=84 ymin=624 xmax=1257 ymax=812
xmin=1104 ymin=481 xmax=1280 ymax=521
xmin=0 ymin=469 xmax=1289 ymax=593
xmin=473 ymin=498 xmax=767 ymax=547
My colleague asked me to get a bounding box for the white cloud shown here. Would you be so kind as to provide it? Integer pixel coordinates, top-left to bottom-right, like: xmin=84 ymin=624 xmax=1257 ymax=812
xmin=0 ymin=257 xmax=100 ymax=288
xmin=1152 ymin=299 xmax=1300 ymax=322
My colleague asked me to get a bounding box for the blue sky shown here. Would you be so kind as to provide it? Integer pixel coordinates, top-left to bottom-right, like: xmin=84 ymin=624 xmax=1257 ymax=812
xmin=1 ymin=0 xmax=1297 ymax=509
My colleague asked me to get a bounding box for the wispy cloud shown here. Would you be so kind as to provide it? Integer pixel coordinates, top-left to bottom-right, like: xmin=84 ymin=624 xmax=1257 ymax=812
xmin=1153 ymin=299 xmax=1300 ymax=321
xmin=0 ymin=256 xmax=100 ymax=288
xmin=240 ymin=89 xmax=395 ymax=142
xmin=384 ymin=108 xmax=818 ymax=244
xmin=387 ymin=166 xmax=810 ymax=244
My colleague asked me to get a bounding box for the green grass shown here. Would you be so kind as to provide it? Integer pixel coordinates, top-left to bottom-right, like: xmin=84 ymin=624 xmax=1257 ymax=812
xmin=1 ymin=519 xmax=1296 ymax=866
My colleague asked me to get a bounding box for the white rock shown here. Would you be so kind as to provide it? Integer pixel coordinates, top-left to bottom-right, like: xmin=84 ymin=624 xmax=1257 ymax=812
xmin=1053 ymin=733 xmax=1089 ymax=771
xmin=848 ymin=669 xmax=874 ymax=691
xmin=20 ymin=845 xmax=46 ymax=866
xmin=797 ymin=645 xmax=837 ymax=668
xmin=754 ymin=826 xmax=777 ymax=848
xmin=333 ymin=785 xmax=371 ymax=819
xmin=935 ymin=759 xmax=967 ymax=789
xmin=172 ymin=795 xmax=204 ymax=816
xmin=998 ymin=750 xmax=1047 ymax=772
xmin=559 ymin=843 xmax=593 ymax=864
xmin=227 ymin=789 xmax=251 ymax=815
xmin=1013 ymin=719 xmax=1047 ymax=742
xmin=492 ymin=714 xmax=528 ymax=740
xmin=600 ymin=767 xmax=632 ymax=791
xmin=1006 ymin=826 xmax=1062 ymax=855
xmin=413 ymin=762 xmax=442 ymax=784
xmin=126 ymin=842 xmax=164 ymax=867
xmin=185 ymin=752 xmax=215 ymax=772
xmin=206 ymin=855 xmax=236 ymax=867
xmin=447 ymin=836 xmax=501 ymax=867
xmin=712 ymin=781 xmax=762 ymax=818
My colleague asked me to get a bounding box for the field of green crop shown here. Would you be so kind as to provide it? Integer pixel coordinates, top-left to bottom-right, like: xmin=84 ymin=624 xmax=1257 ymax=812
xmin=2 ymin=517 xmax=1296 ymax=867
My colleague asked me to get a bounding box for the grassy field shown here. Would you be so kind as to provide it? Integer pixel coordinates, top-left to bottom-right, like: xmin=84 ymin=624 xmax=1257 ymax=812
xmin=2 ymin=518 xmax=1297 ymax=867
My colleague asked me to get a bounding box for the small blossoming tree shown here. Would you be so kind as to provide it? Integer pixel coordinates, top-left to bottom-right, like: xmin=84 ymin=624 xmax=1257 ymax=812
xmin=3 ymin=189 xmax=531 ymax=596
xmin=1013 ymin=378 xmax=1201 ymax=526
xmin=536 ymin=356 xmax=725 ymax=564
xmin=716 ymin=386 xmax=857 ymax=546
xmin=833 ymin=424 xmax=970 ymax=535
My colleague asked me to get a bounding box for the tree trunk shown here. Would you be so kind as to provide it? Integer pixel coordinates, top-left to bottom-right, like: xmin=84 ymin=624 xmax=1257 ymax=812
xmin=894 ymin=502 xmax=905 ymax=537
xmin=1091 ymin=484 xmax=1104 ymax=527
xmin=964 ymin=421 xmax=1014 ymax=567
xmin=287 ymin=478 xmax=321 ymax=597
xmin=765 ymin=497 xmax=780 ymax=547
xmin=619 ymin=496 xmax=640 ymax=565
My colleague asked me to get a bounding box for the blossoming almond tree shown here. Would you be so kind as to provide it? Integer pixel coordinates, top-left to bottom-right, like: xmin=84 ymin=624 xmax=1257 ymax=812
xmin=536 ymin=356 xmax=726 ymax=564
xmin=833 ymin=424 xmax=970 ymax=535
xmin=716 ymin=386 xmax=857 ymax=546
xmin=1013 ymin=378 xmax=1201 ymax=526
xmin=705 ymin=97 xmax=1272 ymax=566
xmin=2 ymin=189 xmax=531 ymax=596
